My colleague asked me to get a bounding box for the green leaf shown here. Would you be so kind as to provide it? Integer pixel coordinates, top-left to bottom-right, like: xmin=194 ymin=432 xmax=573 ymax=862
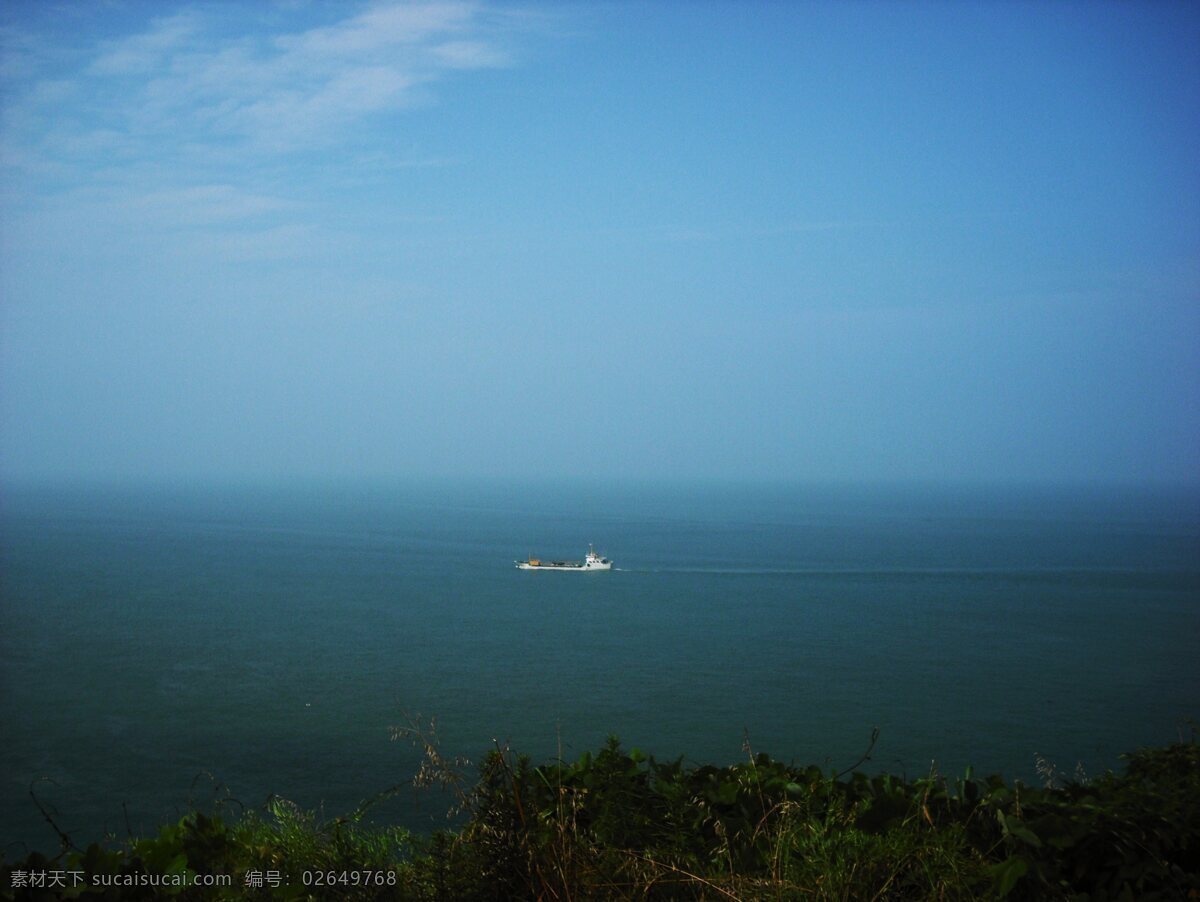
xmin=163 ymin=853 xmax=188 ymax=877
xmin=998 ymin=810 xmax=1043 ymax=847
xmin=989 ymin=855 xmax=1029 ymax=897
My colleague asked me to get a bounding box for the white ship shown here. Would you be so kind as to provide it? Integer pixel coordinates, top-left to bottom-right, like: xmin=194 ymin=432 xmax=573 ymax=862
xmin=515 ymin=544 xmax=612 ymax=571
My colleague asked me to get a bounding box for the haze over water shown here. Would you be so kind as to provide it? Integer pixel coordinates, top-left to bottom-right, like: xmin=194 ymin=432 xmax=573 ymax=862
xmin=3 ymin=480 xmax=1197 ymax=851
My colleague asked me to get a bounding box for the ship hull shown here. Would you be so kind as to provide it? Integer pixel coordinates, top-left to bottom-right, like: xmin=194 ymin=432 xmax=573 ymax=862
xmin=515 ymin=561 xmax=612 ymax=571
xmin=515 ymin=546 xmax=613 ymax=571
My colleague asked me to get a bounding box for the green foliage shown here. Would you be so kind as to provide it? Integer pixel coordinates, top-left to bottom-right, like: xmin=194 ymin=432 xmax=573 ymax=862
xmin=447 ymin=738 xmax=1200 ymax=900
xmin=2 ymin=807 xmax=416 ymax=901
xmin=4 ymin=739 xmax=1198 ymax=900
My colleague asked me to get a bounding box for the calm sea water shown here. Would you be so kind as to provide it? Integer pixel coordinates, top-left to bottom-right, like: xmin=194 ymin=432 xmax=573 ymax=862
xmin=2 ymin=480 xmax=1198 ymax=853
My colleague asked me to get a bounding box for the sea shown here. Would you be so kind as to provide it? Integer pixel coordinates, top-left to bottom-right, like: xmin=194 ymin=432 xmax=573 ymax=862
xmin=2 ymin=479 xmax=1198 ymax=854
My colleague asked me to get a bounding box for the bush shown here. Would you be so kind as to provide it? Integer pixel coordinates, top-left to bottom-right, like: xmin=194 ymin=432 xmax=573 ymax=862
xmin=4 ymin=737 xmax=1198 ymax=900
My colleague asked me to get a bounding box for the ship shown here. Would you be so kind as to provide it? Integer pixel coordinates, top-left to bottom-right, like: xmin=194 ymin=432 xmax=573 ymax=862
xmin=515 ymin=544 xmax=612 ymax=571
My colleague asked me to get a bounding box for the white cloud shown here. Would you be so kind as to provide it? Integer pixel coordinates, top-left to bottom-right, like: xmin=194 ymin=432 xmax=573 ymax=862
xmin=6 ymin=1 xmax=515 ymax=168
xmin=130 ymin=184 xmax=291 ymax=225
xmin=89 ymin=11 xmax=202 ymax=75
xmin=225 ymin=64 xmax=421 ymax=148
xmin=275 ymin=2 xmax=475 ymax=58
xmin=432 ymin=40 xmax=510 ymax=68
xmin=0 ymin=0 xmax=529 ymax=257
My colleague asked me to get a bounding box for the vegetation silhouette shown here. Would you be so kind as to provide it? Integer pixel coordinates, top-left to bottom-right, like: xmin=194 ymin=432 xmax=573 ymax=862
xmin=4 ymin=725 xmax=1198 ymax=900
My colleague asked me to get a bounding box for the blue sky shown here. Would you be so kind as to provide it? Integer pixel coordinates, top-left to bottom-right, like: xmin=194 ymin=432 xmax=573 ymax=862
xmin=1 ymin=1 xmax=1197 ymax=484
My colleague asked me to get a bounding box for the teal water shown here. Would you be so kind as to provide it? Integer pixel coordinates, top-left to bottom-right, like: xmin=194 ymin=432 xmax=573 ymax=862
xmin=2 ymin=480 xmax=1198 ymax=853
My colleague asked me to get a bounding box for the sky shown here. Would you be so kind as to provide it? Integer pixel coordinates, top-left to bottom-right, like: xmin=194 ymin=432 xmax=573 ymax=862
xmin=1 ymin=0 xmax=1198 ymax=486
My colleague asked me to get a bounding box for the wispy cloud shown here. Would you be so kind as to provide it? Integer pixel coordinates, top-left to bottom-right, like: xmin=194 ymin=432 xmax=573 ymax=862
xmin=17 ymin=2 xmax=511 ymax=159
xmin=431 ymin=39 xmax=510 ymax=68
xmin=89 ymin=11 xmax=202 ymax=76
xmin=130 ymin=184 xmax=292 ymax=225
xmin=275 ymin=2 xmax=475 ymax=58
xmin=1 ymin=2 xmax=524 ymax=253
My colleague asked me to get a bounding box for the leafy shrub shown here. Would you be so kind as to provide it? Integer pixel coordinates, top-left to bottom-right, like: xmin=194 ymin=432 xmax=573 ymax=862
xmin=4 ymin=738 xmax=1197 ymax=900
